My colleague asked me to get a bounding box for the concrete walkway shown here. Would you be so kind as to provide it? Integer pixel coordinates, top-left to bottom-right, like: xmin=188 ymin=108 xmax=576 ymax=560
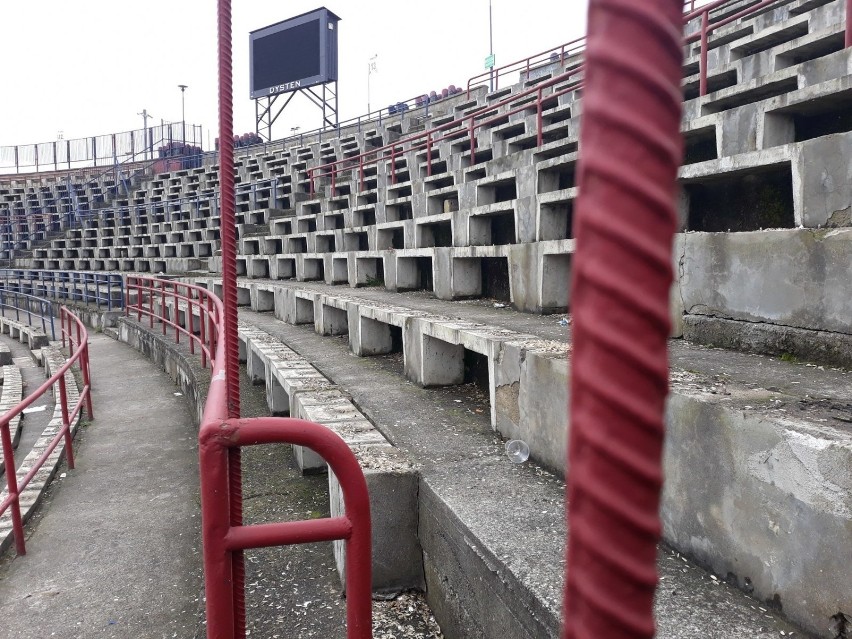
xmin=0 ymin=333 xmax=204 ymax=638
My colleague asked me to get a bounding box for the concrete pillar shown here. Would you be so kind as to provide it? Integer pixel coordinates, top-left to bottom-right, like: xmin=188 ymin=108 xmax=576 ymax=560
xmin=316 ymin=302 xmax=349 ymax=336
xmin=349 ymin=308 xmax=394 ymax=356
xmin=404 ymin=318 xmax=464 ymax=387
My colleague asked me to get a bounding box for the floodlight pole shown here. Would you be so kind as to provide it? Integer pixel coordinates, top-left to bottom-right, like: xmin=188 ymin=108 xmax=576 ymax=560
xmin=489 ymin=0 xmax=494 ymax=92
xmin=179 ymin=84 xmax=188 ymax=145
xmin=367 ymin=54 xmax=377 ymax=116
xmin=138 ymin=109 xmax=152 ymax=160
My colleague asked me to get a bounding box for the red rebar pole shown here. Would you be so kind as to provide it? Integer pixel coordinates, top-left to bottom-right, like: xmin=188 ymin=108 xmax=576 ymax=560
xmin=563 ymin=0 xmax=684 ymax=638
xmin=846 ymin=0 xmax=852 ymax=47
xmin=699 ymin=10 xmax=709 ymax=96
xmin=217 ymin=1 xmax=244 ymax=637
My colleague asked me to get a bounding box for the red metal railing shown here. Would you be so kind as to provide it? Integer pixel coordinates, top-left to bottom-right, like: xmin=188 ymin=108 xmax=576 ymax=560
xmin=124 ymin=275 xmax=373 ymax=639
xmin=308 ymin=70 xmax=583 ymax=198
xmin=309 ymin=0 xmax=836 ymax=199
xmin=0 ymin=305 xmax=93 ymax=555
xmin=466 ymin=38 xmax=586 ymax=98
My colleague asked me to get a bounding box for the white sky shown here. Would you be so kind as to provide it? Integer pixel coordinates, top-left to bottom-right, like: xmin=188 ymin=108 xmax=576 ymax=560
xmin=0 ymin=1 xmax=590 ymax=150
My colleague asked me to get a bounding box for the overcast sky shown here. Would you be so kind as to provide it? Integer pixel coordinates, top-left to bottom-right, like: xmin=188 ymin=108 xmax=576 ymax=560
xmin=0 ymin=1 xmax=592 ymax=150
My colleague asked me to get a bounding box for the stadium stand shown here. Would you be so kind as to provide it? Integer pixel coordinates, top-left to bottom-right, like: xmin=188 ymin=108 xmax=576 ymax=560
xmin=0 ymin=0 xmax=851 ymax=637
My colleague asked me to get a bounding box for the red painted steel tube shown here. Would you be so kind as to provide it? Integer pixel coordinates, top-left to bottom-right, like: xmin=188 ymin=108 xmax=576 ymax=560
xmin=563 ymin=0 xmax=684 ymax=637
xmin=225 ymin=517 xmax=352 ymax=550
xmin=1 ymin=421 xmax=25 ymax=555
xmin=217 ymin=0 xmax=240 ymax=421
xmin=0 ymin=306 xmax=91 ymax=556
xmin=847 ymin=0 xmax=852 ymax=47
xmin=700 ymin=10 xmax=709 ymax=95
xmin=58 ymin=375 xmax=75 ymax=471
xmin=199 ymin=415 xmax=373 ymax=639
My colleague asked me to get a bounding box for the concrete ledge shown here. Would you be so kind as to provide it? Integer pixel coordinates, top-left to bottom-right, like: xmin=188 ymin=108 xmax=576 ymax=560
xmin=0 ymin=316 xmax=49 ymax=349
xmin=662 ymin=354 xmax=852 ymax=636
xmin=683 ymin=314 xmax=852 ymax=369
xmin=235 ymin=320 xmax=424 ymax=595
xmin=329 ymin=444 xmax=424 ymax=597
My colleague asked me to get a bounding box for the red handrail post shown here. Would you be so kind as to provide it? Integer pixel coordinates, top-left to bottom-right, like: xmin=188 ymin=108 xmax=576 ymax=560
xmin=537 ymin=87 xmax=544 ymax=148
xmin=200 ymin=299 xmax=207 ymax=368
xmin=846 ymin=0 xmax=852 ymax=47
xmin=161 ymin=285 xmax=167 ymax=336
xmin=82 ymin=339 xmax=94 ymax=419
xmin=58 ymin=374 xmax=75 ymax=471
xmin=426 ymin=133 xmax=433 ymax=177
xmin=309 ymin=169 xmax=315 ymax=198
xmin=700 ymin=9 xmax=709 ymax=96
xmin=1 ymin=419 xmax=25 ymax=554
xmin=469 ymin=120 xmax=476 ymax=166
xmin=390 ymin=146 xmax=397 ymax=185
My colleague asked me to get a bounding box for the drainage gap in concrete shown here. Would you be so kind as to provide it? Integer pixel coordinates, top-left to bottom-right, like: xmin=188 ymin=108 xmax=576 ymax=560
xmin=463 ymin=349 xmax=490 ymax=395
xmin=416 ymin=257 xmax=434 ymax=292
xmin=481 ymin=257 xmax=511 ymax=303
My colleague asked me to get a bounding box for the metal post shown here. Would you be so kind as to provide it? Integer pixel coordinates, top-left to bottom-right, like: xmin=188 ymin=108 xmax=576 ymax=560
xmin=489 ymin=0 xmax=494 ymax=92
xmin=179 ymin=84 xmax=188 ymax=145
xmin=847 ymin=0 xmax=852 ymax=47
xmin=699 ymin=10 xmax=709 ymax=96
xmin=216 ymin=2 xmax=245 ymax=636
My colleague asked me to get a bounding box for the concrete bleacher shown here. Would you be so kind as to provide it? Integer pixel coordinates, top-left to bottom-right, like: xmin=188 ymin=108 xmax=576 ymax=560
xmin=2 ymin=0 xmax=851 ymax=637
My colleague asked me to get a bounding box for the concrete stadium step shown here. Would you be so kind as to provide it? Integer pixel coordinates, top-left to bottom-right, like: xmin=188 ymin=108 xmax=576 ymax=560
xmin=234 ymin=307 xmax=813 ymax=639
xmin=188 ymin=277 xmax=852 ymax=637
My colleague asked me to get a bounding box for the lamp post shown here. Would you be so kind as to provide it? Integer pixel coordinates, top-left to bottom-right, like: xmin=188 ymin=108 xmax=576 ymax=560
xmin=178 ymin=84 xmax=188 ymax=145
xmin=138 ymin=109 xmax=152 ymax=160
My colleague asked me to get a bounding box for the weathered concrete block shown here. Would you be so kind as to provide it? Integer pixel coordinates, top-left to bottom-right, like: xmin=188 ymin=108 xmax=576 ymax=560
xmin=662 ymin=389 xmax=852 ymax=637
xmin=316 ymin=299 xmax=349 ymax=336
xmin=329 ymin=444 xmax=424 ymax=596
xmin=403 ymin=318 xmax=464 ymax=387
xmin=492 ymin=340 xmax=569 ymax=475
xmin=348 ymin=307 xmax=394 ymax=356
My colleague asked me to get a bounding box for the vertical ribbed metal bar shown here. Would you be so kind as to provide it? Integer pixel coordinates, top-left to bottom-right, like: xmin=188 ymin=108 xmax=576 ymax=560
xmin=563 ymin=0 xmax=684 ymax=637
xmin=217 ymin=0 xmax=245 ymax=636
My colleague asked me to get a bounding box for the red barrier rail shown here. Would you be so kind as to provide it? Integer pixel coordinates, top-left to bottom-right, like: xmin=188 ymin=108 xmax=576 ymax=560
xmin=308 ymin=70 xmax=584 ymax=198
xmin=0 ymin=305 xmax=93 ymax=556
xmin=123 ymin=275 xmax=373 ymax=639
xmin=310 ymin=0 xmax=831 ymax=199
xmin=466 ymin=38 xmax=586 ymax=98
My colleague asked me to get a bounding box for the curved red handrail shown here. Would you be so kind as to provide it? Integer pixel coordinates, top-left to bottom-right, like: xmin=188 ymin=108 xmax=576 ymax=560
xmin=124 ymin=273 xmax=373 ymax=639
xmin=0 ymin=305 xmax=93 ymax=556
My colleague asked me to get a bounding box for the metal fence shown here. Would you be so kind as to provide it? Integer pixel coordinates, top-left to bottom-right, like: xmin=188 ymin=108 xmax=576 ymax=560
xmin=0 ymin=122 xmax=203 ymax=175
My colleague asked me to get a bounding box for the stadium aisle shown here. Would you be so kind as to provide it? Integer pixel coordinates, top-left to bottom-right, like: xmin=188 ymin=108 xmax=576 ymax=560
xmin=0 ymin=333 xmax=204 ymax=638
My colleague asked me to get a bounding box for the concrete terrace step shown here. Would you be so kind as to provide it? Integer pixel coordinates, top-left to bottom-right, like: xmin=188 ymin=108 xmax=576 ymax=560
xmin=185 ymin=277 xmax=852 ymax=637
xmin=235 ymin=307 xmax=813 ymax=639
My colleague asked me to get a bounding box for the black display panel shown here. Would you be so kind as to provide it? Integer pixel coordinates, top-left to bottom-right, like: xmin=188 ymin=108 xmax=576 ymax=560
xmin=249 ymin=8 xmax=340 ymax=99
